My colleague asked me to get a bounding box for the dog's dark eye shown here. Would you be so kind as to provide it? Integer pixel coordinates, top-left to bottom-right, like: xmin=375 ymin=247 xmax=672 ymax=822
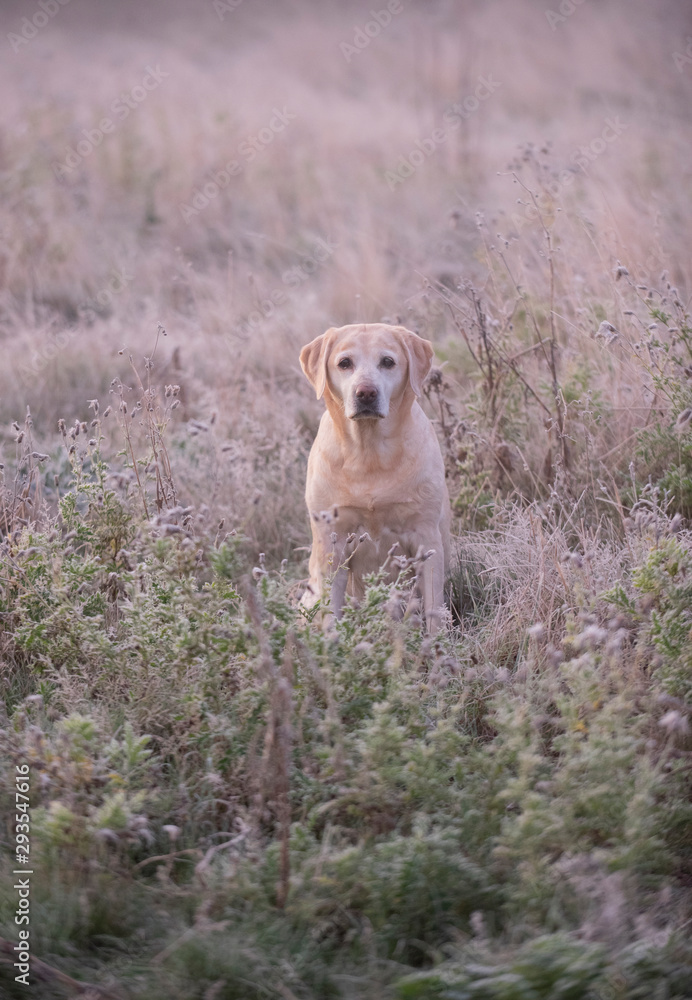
xmin=337 ymin=358 xmax=352 ymax=370
xmin=380 ymin=356 xmax=396 ymax=369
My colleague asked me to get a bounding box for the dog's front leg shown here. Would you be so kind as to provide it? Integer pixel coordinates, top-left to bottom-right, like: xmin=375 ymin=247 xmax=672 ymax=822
xmin=329 ymin=559 xmax=349 ymax=619
xmin=305 ymin=512 xmax=353 ymax=624
xmin=421 ymin=541 xmax=446 ymax=632
xmin=327 ymin=528 xmax=360 ymax=620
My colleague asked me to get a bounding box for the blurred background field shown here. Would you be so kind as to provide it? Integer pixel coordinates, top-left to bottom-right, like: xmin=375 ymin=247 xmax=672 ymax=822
xmin=1 ymin=0 xmax=691 ymax=552
xmin=1 ymin=0 xmax=692 ymax=997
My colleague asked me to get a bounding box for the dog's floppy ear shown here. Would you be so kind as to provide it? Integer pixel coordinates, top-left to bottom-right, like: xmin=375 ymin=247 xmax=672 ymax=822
xmin=401 ymin=328 xmax=434 ymax=397
xmin=300 ymin=329 xmax=337 ymax=400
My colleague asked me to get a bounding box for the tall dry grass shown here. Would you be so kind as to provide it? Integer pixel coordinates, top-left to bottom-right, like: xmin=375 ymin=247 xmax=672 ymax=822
xmin=0 ymin=0 xmax=689 ymax=457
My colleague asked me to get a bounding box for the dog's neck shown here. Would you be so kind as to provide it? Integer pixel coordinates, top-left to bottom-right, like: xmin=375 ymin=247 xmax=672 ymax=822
xmin=325 ymin=389 xmax=419 ymax=470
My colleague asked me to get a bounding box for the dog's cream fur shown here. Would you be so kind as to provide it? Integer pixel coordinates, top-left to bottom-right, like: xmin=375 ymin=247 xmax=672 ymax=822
xmin=300 ymin=323 xmax=450 ymax=629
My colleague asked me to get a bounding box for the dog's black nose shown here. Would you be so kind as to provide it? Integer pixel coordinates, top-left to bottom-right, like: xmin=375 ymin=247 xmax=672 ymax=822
xmin=355 ymin=384 xmax=378 ymax=403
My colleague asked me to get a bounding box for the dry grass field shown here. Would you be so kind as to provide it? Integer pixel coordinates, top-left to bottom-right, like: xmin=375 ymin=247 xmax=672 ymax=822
xmin=1 ymin=0 xmax=692 ymax=997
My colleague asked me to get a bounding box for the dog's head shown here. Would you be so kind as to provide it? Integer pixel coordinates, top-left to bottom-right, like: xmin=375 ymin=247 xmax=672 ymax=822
xmin=300 ymin=324 xmax=433 ymax=421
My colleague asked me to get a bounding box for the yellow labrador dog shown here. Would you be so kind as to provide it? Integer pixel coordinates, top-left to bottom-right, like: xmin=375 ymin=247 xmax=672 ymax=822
xmin=300 ymin=323 xmax=450 ymax=630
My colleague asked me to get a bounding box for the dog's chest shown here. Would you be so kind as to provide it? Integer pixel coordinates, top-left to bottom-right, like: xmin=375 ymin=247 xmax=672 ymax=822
xmin=327 ymin=481 xmax=441 ymax=542
xmin=338 ymin=478 xmax=414 ymax=513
